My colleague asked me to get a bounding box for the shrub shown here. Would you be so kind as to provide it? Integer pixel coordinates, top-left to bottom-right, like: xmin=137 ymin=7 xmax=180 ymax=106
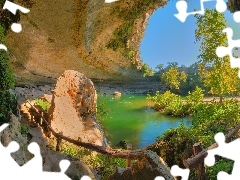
xmin=0 ymin=25 xmax=14 ymax=90
xmin=207 ymin=159 xmax=234 ymax=179
xmin=35 ymin=99 xmax=51 ymax=112
xmin=0 ymin=90 xmax=17 ymax=124
xmin=186 ymin=86 xmax=205 ymax=104
xmin=164 ymin=96 xmax=186 ymax=116
xmin=147 ymin=90 xmax=179 ymax=111
xmin=96 ymin=97 xmax=112 ymax=121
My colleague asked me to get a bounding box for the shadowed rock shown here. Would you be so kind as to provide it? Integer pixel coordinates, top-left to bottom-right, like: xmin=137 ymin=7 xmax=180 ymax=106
xmin=109 ymin=150 xmax=176 ymax=180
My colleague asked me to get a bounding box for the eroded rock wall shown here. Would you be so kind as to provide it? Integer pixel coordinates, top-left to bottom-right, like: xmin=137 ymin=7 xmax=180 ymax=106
xmin=6 ymin=0 xmax=168 ymax=86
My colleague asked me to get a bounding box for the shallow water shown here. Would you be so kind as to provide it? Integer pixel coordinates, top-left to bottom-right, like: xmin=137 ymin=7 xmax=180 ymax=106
xmin=98 ymin=94 xmax=191 ymax=149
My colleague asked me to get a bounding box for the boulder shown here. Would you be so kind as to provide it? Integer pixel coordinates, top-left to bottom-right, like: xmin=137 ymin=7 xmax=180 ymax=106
xmin=48 ymin=70 xmax=106 ymax=147
xmin=114 ymin=91 xmax=121 ymax=96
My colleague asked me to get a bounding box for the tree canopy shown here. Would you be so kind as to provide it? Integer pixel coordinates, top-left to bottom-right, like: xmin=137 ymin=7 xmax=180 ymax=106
xmin=161 ymin=66 xmax=187 ymax=90
xmin=195 ymin=9 xmax=239 ymax=101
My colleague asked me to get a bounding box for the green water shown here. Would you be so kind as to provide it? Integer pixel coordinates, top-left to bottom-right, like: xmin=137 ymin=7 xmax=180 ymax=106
xmin=98 ymin=94 xmax=191 ymax=149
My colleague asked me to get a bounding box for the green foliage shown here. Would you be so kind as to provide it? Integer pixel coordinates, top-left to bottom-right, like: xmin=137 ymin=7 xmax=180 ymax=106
xmin=0 ymin=52 xmax=15 ymax=90
xmin=164 ymin=95 xmax=186 ymax=116
xmin=61 ymin=143 xmax=85 ymax=158
xmin=179 ymin=73 xmax=207 ymax=96
xmin=161 ymin=66 xmax=187 ymax=90
xmin=106 ymin=22 xmax=133 ymax=51
xmin=141 ymin=63 xmax=154 ymax=77
xmin=147 ymin=90 xmax=188 ymax=116
xmin=35 ymin=99 xmax=51 ymax=112
xmin=88 ymin=154 xmax=125 ymax=179
xmin=0 ymin=91 xmax=17 ymax=124
xmin=0 ymin=25 xmax=14 ymax=90
xmin=61 ymin=142 xmax=125 ymax=180
xmin=147 ymin=90 xmax=178 ymax=111
xmin=18 ymin=125 xmax=29 ymax=137
xmin=150 ymin=98 xmax=240 ymax=177
xmin=0 ymin=23 xmax=16 ymax=126
xmin=96 ymin=97 xmax=112 ymax=121
xmin=186 ymin=86 xmax=204 ymax=105
xmin=195 ymin=9 xmax=239 ymax=100
xmin=207 ymin=159 xmax=234 ymax=180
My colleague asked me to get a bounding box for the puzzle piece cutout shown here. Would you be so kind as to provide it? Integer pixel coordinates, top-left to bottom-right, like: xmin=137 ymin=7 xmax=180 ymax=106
xmin=3 ymin=0 xmax=30 ymax=33
xmin=171 ymin=165 xmax=190 ymax=180
xmin=205 ymin=132 xmax=240 ymax=179
xmin=105 ymin=0 xmax=119 ymax=3
xmin=174 ymin=0 xmax=227 ymax=22
xmin=0 ymin=123 xmax=93 ymax=179
xmin=0 ymin=1 xmax=29 ymax=52
xmin=154 ymin=177 xmax=165 ymax=180
xmin=154 ymin=165 xmax=190 ymax=180
xmin=215 ymin=27 xmax=240 ymax=77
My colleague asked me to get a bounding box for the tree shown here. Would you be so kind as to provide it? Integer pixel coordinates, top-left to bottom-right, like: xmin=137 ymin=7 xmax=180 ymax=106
xmin=156 ymin=64 xmax=164 ymax=73
xmin=161 ymin=66 xmax=187 ymax=90
xmin=141 ymin=63 xmax=154 ymax=77
xmin=195 ymin=9 xmax=239 ymax=102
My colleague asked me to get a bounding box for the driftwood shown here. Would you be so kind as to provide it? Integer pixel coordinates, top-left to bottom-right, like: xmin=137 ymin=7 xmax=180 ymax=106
xmin=183 ymin=123 xmax=240 ymax=169
xmin=26 ymin=101 xmax=146 ymax=159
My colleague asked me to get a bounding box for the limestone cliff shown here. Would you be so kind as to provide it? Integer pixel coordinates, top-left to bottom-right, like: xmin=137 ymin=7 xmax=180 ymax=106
xmin=5 ymin=0 xmax=168 ymax=86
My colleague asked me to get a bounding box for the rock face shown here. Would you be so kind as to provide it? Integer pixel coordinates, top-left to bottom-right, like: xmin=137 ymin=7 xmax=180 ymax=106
xmin=109 ymin=150 xmax=176 ymax=180
xmin=6 ymin=0 xmax=168 ymax=86
xmin=48 ymin=70 xmax=107 ymax=147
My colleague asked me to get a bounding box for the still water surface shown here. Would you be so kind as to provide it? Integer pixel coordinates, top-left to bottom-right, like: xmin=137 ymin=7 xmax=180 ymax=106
xmin=98 ymin=94 xmax=191 ymax=149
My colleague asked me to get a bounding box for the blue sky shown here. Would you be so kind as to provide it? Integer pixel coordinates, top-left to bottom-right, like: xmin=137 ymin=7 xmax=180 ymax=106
xmin=140 ymin=0 xmax=240 ymax=70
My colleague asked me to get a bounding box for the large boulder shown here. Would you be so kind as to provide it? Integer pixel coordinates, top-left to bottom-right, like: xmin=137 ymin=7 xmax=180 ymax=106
xmin=48 ymin=70 xmax=107 ymax=147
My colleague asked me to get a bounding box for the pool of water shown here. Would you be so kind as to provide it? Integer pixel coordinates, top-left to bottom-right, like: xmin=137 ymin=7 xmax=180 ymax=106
xmin=98 ymin=94 xmax=191 ymax=149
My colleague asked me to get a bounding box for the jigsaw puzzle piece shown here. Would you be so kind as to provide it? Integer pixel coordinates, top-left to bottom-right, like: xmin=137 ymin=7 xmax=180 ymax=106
xmin=171 ymin=165 xmax=190 ymax=180
xmin=105 ymin=0 xmax=119 ymax=3
xmin=175 ymin=0 xmax=226 ymax=22
xmin=3 ymin=0 xmax=30 ymax=14
xmin=81 ymin=175 xmax=92 ymax=180
xmin=21 ymin=142 xmax=43 ymax=175
xmin=2 ymin=0 xmax=30 ymax=33
xmin=205 ymin=132 xmax=240 ymax=166
xmin=215 ymin=0 xmax=227 ymax=12
xmin=0 ymin=123 xmax=9 ymax=132
xmin=174 ymin=1 xmax=188 ymax=22
xmin=233 ymin=11 xmax=240 ymax=23
xmin=216 ymin=27 xmax=240 ymax=76
xmin=154 ymin=176 xmax=165 ymax=180
xmin=0 ymin=44 xmax=7 ymax=51
xmin=0 ymin=141 xmax=21 ymax=178
xmin=217 ymin=169 xmax=240 ymax=180
xmin=205 ymin=132 xmax=240 ymax=179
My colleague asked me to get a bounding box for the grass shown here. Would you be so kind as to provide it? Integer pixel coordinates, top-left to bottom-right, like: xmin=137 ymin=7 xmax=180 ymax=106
xmin=60 ymin=141 xmax=125 ymax=180
xmin=35 ymin=98 xmax=51 ymax=112
xmin=18 ymin=125 xmax=29 ymax=137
